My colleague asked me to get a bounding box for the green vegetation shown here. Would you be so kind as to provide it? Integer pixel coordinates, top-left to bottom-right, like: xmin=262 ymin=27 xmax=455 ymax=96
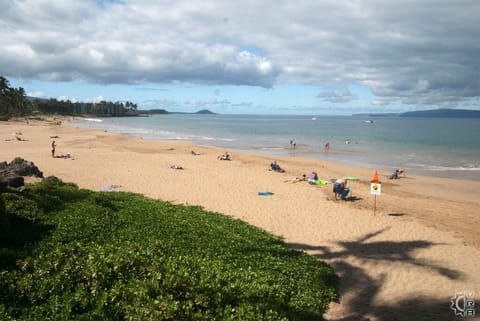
xmin=34 ymin=98 xmax=138 ymax=117
xmin=0 ymin=178 xmax=338 ymax=321
xmin=0 ymin=77 xmax=32 ymax=119
xmin=0 ymin=76 xmax=138 ymax=119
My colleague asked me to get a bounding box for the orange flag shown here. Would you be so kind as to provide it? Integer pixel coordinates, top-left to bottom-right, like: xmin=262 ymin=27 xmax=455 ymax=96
xmin=371 ymin=170 xmax=379 ymax=183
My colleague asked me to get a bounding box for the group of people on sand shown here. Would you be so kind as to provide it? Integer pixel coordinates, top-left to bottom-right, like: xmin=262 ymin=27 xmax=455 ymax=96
xmin=282 ymin=166 xmax=352 ymax=200
xmin=278 ymin=160 xmax=352 ymax=200
xmin=218 ymin=152 xmax=231 ymax=160
xmin=286 ymin=171 xmax=319 ymax=184
xmin=50 ymin=140 xmax=74 ymax=159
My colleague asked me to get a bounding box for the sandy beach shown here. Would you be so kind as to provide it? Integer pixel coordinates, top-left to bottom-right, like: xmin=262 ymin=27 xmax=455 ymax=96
xmin=1 ymin=119 xmax=479 ymax=321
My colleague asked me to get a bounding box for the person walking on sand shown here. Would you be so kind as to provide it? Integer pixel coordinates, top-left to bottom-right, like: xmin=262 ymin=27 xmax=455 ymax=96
xmin=51 ymin=140 xmax=56 ymax=158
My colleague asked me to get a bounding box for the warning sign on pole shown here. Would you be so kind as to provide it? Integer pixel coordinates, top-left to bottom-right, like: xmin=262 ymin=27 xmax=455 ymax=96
xmin=370 ymin=182 xmax=381 ymax=195
xmin=371 ymin=170 xmax=381 ymax=216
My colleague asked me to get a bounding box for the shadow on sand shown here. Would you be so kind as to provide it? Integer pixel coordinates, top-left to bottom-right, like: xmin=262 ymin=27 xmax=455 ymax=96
xmin=288 ymin=228 xmax=464 ymax=321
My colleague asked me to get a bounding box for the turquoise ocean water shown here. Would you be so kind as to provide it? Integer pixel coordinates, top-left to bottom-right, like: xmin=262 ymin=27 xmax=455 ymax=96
xmin=71 ymin=114 xmax=480 ymax=180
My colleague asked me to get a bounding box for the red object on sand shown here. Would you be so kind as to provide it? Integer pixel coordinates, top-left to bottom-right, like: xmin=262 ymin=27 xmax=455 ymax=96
xmin=371 ymin=170 xmax=380 ymax=183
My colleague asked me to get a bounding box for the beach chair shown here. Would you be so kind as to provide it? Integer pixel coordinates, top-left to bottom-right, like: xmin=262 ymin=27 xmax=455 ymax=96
xmin=333 ymin=182 xmax=350 ymax=200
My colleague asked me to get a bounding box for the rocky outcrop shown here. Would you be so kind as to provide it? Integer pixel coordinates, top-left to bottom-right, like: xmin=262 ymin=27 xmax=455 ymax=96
xmin=0 ymin=157 xmax=43 ymax=190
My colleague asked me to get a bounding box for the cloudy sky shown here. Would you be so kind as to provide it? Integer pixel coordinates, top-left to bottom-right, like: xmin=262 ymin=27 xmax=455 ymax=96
xmin=2 ymin=0 xmax=480 ymax=114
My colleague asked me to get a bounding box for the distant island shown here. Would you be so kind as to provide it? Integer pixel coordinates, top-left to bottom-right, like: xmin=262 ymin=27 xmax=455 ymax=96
xmin=351 ymin=113 xmax=399 ymax=117
xmin=353 ymin=108 xmax=480 ymax=118
xmin=399 ymin=108 xmax=480 ymax=118
xmin=160 ymin=109 xmax=217 ymax=115
xmin=195 ymin=109 xmax=216 ymax=114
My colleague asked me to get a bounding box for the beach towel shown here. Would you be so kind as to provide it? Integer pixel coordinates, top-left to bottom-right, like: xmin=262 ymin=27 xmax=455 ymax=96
xmin=345 ymin=176 xmax=360 ymax=181
xmin=100 ymin=184 xmax=122 ymax=191
xmin=309 ymin=179 xmax=329 ymax=185
xmin=258 ymin=191 xmax=274 ymax=196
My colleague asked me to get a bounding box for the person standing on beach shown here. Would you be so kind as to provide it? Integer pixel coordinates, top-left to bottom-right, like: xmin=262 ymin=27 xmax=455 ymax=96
xmin=51 ymin=140 xmax=56 ymax=157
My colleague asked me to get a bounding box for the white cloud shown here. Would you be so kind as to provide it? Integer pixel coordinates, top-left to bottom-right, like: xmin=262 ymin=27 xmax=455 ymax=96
xmin=26 ymin=91 xmax=45 ymax=98
xmin=317 ymin=86 xmax=357 ymax=103
xmin=1 ymin=0 xmax=480 ymax=107
xmin=92 ymin=95 xmax=106 ymax=103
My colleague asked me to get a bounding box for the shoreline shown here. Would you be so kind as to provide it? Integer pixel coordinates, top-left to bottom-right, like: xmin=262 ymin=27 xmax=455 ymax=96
xmin=222 ymin=145 xmax=480 ymax=182
xmin=71 ymin=116 xmax=480 ymax=182
xmin=1 ymin=119 xmax=479 ymax=320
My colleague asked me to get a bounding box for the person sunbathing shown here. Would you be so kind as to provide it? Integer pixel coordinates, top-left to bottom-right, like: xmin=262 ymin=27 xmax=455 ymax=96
xmin=285 ymin=174 xmax=307 ymax=183
xmin=308 ymin=171 xmax=319 ymax=184
xmin=170 ymin=165 xmax=184 ymax=170
xmin=218 ymin=152 xmax=231 ymax=160
xmin=55 ymin=153 xmax=73 ymax=159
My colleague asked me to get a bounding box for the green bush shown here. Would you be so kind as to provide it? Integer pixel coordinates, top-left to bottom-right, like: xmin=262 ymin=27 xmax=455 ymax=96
xmin=0 ymin=196 xmax=10 ymax=237
xmin=0 ymin=179 xmax=338 ymax=320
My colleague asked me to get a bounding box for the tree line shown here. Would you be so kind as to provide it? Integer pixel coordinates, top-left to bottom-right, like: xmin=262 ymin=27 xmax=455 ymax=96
xmin=0 ymin=76 xmax=139 ymax=119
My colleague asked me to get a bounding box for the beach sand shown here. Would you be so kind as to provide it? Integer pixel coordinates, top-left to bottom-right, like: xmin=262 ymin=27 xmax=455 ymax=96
xmin=1 ymin=119 xmax=479 ymax=321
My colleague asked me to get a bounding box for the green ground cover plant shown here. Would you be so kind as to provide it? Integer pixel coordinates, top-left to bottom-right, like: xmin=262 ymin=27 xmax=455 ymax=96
xmin=0 ymin=177 xmax=338 ymax=321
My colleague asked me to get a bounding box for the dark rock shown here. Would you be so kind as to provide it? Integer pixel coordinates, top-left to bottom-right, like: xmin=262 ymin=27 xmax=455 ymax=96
xmin=0 ymin=180 xmax=8 ymax=191
xmin=6 ymin=176 xmax=24 ymax=188
xmin=0 ymin=157 xmax=43 ymax=178
xmin=44 ymin=176 xmax=62 ymax=183
xmin=0 ymin=158 xmax=45 ymax=191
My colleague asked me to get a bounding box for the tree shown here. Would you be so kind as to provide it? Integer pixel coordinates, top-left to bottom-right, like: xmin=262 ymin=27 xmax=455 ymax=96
xmin=1 ymin=76 xmax=140 ymax=118
xmin=0 ymin=76 xmax=32 ymax=118
xmin=0 ymin=76 xmax=12 ymax=116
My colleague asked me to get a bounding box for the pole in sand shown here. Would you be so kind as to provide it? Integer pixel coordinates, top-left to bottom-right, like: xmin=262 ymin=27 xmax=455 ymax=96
xmin=370 ymin=170 xmax=381 ymax=215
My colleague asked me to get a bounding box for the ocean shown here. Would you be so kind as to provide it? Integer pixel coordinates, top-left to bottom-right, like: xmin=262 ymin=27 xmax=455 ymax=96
xmin=71 ymin=114 xmax=480 ymax=180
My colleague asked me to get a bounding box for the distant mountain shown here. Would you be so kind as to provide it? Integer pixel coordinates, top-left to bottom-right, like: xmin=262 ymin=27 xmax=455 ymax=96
xmin=195 ymin=109 xmax=216 ymax=114
xmin=141 ymin=109 xmax=216 ymax=115
xmin=400 ymin=109 xmax=480 ymax=118
xmin=351 ymin=113 xmax=399 ymax=117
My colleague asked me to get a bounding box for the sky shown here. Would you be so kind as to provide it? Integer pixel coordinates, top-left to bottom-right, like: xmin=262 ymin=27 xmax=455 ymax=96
xmin=2 ymin=0 xmax=480 ymax=115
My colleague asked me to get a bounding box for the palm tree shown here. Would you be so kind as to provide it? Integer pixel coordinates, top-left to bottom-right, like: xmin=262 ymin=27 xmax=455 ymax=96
xmin=0 ymin=76 xmax=10 ymax=93
xmin=0 ymin=76 xmax=12 ymax=115
xmin=0 ymin=77 xmax=32 ymax=117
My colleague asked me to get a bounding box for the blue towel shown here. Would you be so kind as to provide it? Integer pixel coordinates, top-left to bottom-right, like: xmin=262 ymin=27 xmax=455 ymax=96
xmin=258 ymin=191 xmax=274 ymax=196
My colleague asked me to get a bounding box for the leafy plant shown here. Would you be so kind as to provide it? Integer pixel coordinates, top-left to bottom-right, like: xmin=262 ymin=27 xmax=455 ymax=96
xmin=0 ymin=179 xmax=338 ymax=320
